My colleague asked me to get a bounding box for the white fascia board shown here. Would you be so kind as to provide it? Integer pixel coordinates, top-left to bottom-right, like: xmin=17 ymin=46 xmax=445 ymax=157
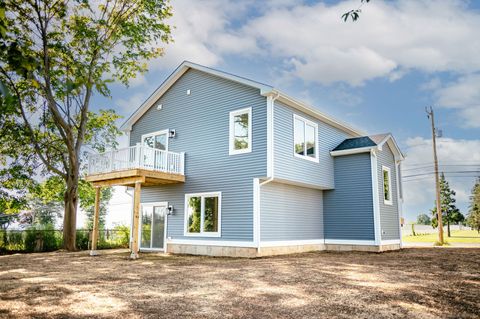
xmin=120 ymin=61 xmax=274 ymax=132
xmin=330 ymin=146 xmax=375 ymax=157
xmin=270 ymin=90 xmax=365 ymax=137
xmin=377 ymin=134 xmax=405 ymax=161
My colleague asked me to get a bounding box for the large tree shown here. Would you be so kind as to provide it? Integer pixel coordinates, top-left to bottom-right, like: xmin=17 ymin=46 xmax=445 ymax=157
xmin=467 ymin=178 xmax=480 ymax=232
xmin=431 ymin=173 xmax=465 ymax=237
xmin=0 ymin=0 xmax=172 ymax=250
xmin=416 ymin=213 xmax=431 ymax=226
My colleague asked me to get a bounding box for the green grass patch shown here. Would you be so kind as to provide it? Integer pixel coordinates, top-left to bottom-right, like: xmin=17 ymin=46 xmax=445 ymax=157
xmin=403 ymin=229 xmax=480 ymax=243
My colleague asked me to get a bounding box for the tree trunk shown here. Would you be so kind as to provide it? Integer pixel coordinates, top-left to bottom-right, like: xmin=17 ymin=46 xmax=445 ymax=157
xmin=447 ymin=221 xmax=451 ymax=237
xmin=63 ymin=173 xmax=79 ymax=251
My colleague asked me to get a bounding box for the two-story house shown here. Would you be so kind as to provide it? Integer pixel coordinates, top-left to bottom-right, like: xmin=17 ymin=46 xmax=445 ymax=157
xmin=86 ymin=61 xmax=404 ymax=258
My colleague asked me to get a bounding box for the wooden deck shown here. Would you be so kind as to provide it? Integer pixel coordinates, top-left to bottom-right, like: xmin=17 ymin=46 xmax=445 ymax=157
xmin=85 ymin=168 xmax=185 ymax=187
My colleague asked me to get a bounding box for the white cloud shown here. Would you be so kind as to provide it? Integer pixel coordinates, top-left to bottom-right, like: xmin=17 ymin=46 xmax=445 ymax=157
xmin=434 ymin=74 xmax=480 ymax=128
xmin=402 ymin=137 xmax=480 ymax=220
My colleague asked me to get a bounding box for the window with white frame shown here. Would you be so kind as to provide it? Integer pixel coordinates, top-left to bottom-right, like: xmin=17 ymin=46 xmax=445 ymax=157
xmin=185 ymin=192 xmax=221 ymax=236
xmin=382 ymin=166 xmax=393 ymax=205
xmin=294 ymin=114 xmax=318 ymax=161
xmin=229 ymin=107 xmax=252 ymax=155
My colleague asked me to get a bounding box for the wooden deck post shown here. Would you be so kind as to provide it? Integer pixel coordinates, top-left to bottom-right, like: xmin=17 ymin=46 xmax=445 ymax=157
xmin=90 ymin=186 xmax=101 ymax=256
xmin=130 ymin=181 xmax=141 ymax=259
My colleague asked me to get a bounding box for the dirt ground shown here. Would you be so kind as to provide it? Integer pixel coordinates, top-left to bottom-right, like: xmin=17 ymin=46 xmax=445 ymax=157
xmin=0 ymin=248 xmax=479 ymax=319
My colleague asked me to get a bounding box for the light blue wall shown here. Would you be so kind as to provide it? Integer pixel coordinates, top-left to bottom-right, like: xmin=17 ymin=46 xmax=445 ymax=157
xmin=260 ymin=182 xmax=323 ymax=241
xmin=273 ymin=101 xmax=352 ymax=189
xmin=377 ymin=143 xmax=400 ymax=240
xmin=130 ymin=69 xmax=267 ymax=241
xmin=323 ymin=153 xmax=375 ymax=241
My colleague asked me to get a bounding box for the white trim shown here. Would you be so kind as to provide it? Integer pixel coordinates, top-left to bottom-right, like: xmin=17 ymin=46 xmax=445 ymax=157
xmin=139 ymin=201 xmax=168 ymax=252
xmin=229 ymin=107 xmax=252 ymax=155
xmin=324 ymin=239 xmax=376 ymax=245
xmin=293 ymin=114 xmax=319 ymax=163
xmin=330 ymin=146 xmax=375 ymax=157
xmin=382 ymin=165 xmax=393 ymax=206
xmin=141 ymin=129 xmax=169 ymax=151
xmin=260 ymin=239 xmax=324 ymax=247
xmin=183 ymin=192 xmax=222 ymax=237
xmin=253 ymin=178 xmax=260 ymax=247
xmin=378 ymin=134 xmax=405 ymax=161
xmin=395 ymin=162 xmax=404 ymax=248
xmin=120 ymin=61 xmax=364 ymax=138
xmin=166 ymin=239 xmax=257 ymax=248
xmin=381 ymin=239 xmax=401 ymax=245
xmin=371 ymin=150 xmax=382 ymax=245
xmin=266 ymin=95 xmax=276 ymax=177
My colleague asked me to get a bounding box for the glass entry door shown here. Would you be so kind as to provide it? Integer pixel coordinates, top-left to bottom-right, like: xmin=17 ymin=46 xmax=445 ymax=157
xmin=140 ymin=203 xmax=167 ymax=250
xmin=142 ymin=130 xmax=168 ymax=169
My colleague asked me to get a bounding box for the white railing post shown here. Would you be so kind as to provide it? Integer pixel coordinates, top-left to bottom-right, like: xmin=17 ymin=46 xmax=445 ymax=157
xmin=180 ymin=152 xmax=185 ymax=175
xmin=109 ymin=150 xmax=114 ymax=171
xmin=136 ymin=143 xmax=142 ymax=169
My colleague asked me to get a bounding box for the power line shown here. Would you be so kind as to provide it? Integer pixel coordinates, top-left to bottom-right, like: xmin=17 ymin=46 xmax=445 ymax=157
xmin=403 ymin=170 xmax=480 ymax=178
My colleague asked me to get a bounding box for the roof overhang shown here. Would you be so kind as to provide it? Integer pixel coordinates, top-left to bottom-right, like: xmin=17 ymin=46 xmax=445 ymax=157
xmin=120 ymin=61 xmax=274 ymax=131
xmin=330 ymin=134 xmax=405 ymax=161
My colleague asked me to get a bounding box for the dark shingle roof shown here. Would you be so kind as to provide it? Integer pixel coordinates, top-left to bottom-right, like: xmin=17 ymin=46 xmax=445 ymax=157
xmin=332 ymin=133 xmax=391 ymax=152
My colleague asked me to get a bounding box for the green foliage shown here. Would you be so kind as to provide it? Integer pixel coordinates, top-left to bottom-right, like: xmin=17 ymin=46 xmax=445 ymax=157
xmin=342 ymin=0 xmax=371 ymax=22
xmin=25 ymin=224 xmax=61 ymax=252
xmin=0 ymin=0 xmax=172 ymax=249
xmin=467 ymin=178 xmax=480 ymax=232
xmin=78 ymin=180 xmax=113 ymax=230
xmin=113 ymin=225 xmax=130 ymax=248
xmin=431 ymin=173 xmax=465 ymax=236
xmin=417 ymin=213 xmax=431 ymax=226
xmin=76 ymin=230 xmax=90 ymax=250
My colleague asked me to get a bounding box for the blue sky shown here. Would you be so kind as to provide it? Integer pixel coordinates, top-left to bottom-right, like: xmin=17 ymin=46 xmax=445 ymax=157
xmin=92 ymin=0 xmax=480 ymax=224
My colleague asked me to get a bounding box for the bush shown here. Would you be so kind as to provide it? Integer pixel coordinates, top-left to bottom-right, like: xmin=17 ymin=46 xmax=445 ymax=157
xmin=114 ymin=225 xmax=130 ymax=248
xmin=76 ymin=230 xmax=90 ymax=250
xmin=24 ymin=224 xmax=61 ymax=252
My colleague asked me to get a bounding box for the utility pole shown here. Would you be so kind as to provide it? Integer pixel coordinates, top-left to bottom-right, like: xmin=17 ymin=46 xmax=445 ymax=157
xmin=426 ymin=106 xmax=444 ymax=245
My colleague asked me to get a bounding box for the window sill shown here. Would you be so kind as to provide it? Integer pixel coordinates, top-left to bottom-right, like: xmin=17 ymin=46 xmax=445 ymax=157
xmin=229 ymin=148 xmax=252 ymax=156
xmin=183 ymin=233 xmax=221 ymax=238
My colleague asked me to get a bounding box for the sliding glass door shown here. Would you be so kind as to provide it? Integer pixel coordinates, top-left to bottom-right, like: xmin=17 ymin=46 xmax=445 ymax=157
xmin=140 ymin=203 xmax=167 ymax=250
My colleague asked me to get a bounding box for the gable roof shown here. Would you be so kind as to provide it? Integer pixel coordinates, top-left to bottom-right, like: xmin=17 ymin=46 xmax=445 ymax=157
xmin=120 ymin=61 xmax=364 ymax=137
xmin=331 ymin=133 xmax=404 ymax=161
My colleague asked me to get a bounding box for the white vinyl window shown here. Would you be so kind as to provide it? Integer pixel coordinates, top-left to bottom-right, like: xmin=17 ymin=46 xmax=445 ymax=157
xmin=184 ymin=192 xmax=221 ymax=237
xmin=382 ymin=166 xmax=393 ymax=205
xmin=293 ymin=114 xmax=318 ymax=162
xmin=229 ymin=107 xmax=252 ymax=155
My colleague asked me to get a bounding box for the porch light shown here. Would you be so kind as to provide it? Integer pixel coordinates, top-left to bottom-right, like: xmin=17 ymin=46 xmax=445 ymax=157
xmin=167 ymin=205 xmax=174 ymax=215
xmin=169 ymin=129 xmax=176 ymax=138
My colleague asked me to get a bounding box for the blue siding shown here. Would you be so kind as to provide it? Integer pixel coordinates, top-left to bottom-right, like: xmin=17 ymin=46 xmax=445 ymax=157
xmin=260 ymin=182 xmax=323 ymax=241
xmin=273 ymin=101 xmax=352 ymax=189
xmin=323 ymin=153 xmax=375 ymax=240
xmin=130 ymin=69 xmax=267 ymax=241
xmin=377 ymin=144 xmax=400 ymax=240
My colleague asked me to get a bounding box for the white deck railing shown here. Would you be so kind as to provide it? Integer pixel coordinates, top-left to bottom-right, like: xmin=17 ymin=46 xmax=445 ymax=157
xmin=87 ymin=144 xmax=185 ymax=176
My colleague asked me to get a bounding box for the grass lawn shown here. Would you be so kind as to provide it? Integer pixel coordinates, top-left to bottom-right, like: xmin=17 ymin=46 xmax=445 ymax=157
xmin=1 ymin=248 xmax=479 ymax=318
xmin=403 ymin=229 xmax=480 ymax=243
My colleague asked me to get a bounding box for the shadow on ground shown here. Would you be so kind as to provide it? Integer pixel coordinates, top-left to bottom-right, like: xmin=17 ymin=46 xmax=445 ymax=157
xmin=0 ymin=248 xmax=479 ymax=318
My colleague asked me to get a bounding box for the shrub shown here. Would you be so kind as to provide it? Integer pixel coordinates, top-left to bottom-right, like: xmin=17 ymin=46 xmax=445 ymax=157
xmin=76 ymin=230 xmax=90 ymax=250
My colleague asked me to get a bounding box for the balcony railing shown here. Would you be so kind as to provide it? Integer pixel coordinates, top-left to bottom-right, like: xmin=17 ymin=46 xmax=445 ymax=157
xmin=87 ymin=144 xmax=185 ymax=176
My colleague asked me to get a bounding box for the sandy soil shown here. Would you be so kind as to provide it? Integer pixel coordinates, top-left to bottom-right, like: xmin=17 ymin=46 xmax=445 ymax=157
xmin=0 ymin=248 xmax=479 ymax=319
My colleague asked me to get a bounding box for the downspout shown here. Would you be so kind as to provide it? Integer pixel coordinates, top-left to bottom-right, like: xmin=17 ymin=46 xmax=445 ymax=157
xmin=261 ymin=91 xmax=280 ymax=186
xmin=255 ymin=92 xmax=280 ymax=252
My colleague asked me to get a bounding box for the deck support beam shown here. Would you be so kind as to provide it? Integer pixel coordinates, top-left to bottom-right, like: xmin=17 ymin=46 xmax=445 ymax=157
xmin=130 ymin=181 xmax=142 ymax=259
xmin=90 ymin=186 xmax=101 ymax=256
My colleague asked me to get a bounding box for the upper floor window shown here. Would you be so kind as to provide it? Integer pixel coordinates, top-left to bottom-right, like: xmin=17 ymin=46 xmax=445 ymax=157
xmin=229 ymin=107 xmax=252 ymax=155
xmin=184 ymin=192 xmax=221 ymax=237
xmin=382 ymin=166 xmax=393 ymax=205
xmin=294 ymin=114 xmax=318 ymax=162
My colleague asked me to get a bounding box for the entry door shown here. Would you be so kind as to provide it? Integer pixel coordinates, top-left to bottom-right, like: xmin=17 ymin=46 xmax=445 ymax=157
xmin=142 ymin=130 xmax=168 ymax=169
xmin=140 ymin=203 xmax=167 ymax=250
